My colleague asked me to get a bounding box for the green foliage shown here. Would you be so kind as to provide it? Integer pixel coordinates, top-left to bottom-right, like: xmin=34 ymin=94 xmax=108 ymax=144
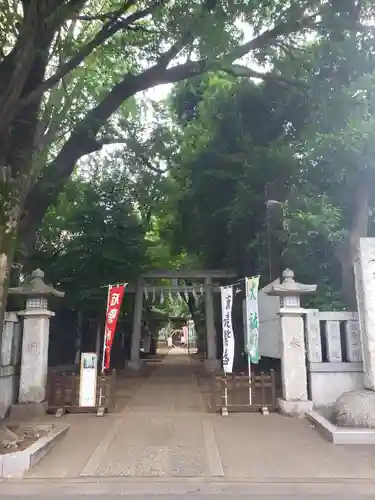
xmin=165 ymin=76 xmax=304 ymax=274
xmin=25 ymin=171 xmax=146 ymax=314
xmin=5 ymin=0 xmax=375 ymax=319
xmin=157 ymin=11 xmax=375 ymax=308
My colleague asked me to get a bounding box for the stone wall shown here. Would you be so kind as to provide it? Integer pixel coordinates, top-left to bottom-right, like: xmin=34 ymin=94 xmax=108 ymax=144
xmin=305 ymin=311 xmax=364 ymax=406
xmin=0 ymin=312 xmax=22 ymax=418
xmin=257 ymin=276 xmax=365 ymax=407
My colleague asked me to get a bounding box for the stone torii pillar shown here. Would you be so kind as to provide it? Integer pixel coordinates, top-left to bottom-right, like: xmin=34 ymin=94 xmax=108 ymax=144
xmin=128 ymin=279 xmax=144 ymax=371
xmin=8 ymin=268 xmax=64 ymax=412
xmin=267 ymin=269 xmax=316 ymax=416
xmin=204 ymin=277 xmax=219 ymax=371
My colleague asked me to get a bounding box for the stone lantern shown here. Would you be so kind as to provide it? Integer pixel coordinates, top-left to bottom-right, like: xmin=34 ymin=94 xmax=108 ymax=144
xmin=267 ymin=268 xmax=317 ymax=415
xmin=268 ymin=268 xmax=316 ymax=309
xmin=8 ymin=268 xmax=64 ymax=410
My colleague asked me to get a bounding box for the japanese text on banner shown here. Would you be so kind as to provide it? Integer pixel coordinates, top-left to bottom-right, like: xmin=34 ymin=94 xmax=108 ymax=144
xmin=245 ymin=276 xmax=260 ymax=364
xmin=104 ymin=285 xmax=126 ymax=370
xmin=220 ymin=285 xmax=235 ymax=373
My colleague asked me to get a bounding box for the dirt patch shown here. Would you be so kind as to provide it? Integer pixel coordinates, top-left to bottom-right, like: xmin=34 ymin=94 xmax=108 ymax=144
xmin=0 ymin=424 xmax=49 ymax=455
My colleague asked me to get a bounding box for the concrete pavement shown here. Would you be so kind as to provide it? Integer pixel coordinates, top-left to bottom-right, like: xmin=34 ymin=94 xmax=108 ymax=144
xmin=1 ymin=477 xmax=375 ymax=497
xmin=22 ymin=348 xmax=375 ymax=481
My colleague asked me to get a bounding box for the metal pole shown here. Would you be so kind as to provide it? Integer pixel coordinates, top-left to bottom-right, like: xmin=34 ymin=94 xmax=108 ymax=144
xmin=99 ymin=285 xmax=111 ymax=406
xmin=248 ymin=355 xmax=252 ymax=406
xmin=243 ymin=294 xmax=252 ymax=406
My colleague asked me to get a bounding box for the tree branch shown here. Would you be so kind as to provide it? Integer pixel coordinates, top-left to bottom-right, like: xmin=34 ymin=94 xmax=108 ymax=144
xmin=0 ymin=0 xmax=87 ymax=129
xmin=137 ymin=153 xmax=166 ymax=175
xmin=19 ymin=7 xmax=320 ymax=253
xmin=16 ymin=0 xmax=163 ymax=111
xmin=74 ymin=10 xmax=122 ymax=21
xmin=99 ymin=137 xmax=166 ymax=174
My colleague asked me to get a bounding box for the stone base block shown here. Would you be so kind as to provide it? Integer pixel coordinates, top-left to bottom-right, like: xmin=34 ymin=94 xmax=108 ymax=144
xmin=0 ymin=423 xmax=69 ymax=478
xmin=8 ymin=402 xmax=47 ymax=421
xmin=0 ymin=369 xmax=19 ymax=420
xmin=278 ymin=398 xmax=313 ymax=417
xmin=204 ymin=358 xmax=220 ymax=372
xmin=307 ymin=410 xmax=375 ymax=445
xmin=125 ymin=360 xmax=143 ymax=372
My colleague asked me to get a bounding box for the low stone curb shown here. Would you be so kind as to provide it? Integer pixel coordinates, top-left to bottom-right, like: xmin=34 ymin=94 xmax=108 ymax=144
xmin=0 ymin=423 xmax=69 ymax=478
xmin=307 ymin=410 xmax=375 ymax=444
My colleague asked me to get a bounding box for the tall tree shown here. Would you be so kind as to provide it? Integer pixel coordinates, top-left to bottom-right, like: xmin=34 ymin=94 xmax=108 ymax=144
xmin=0 ymin=0 xmax=353 ymax=325
xmin=161 ymin=5 xmax=375 ymax=308
xmin=166 ymin=74 xmax=306 ymax=274
xmin=26 ymin=171 xmax=147 ymax=313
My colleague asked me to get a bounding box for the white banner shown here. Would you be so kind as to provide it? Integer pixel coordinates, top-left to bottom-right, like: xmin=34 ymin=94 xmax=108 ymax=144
xmin=245 ymin=276 xmax=260 ymax=363
xmin=220 ymin=285 xmax=235 ymax=373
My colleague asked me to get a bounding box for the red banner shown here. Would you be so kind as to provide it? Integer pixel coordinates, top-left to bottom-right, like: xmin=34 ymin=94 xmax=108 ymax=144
xmin=103 ymin=284 xmax=126 ymax=370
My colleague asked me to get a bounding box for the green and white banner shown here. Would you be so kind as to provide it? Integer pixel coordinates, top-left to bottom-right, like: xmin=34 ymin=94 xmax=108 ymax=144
xmin=244 ymin=276 xmax=260 ymax=364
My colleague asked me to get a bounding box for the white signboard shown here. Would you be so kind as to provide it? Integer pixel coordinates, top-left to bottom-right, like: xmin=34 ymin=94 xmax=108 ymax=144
xmin=79 ymin=352 xmax=98 ymax=407
xmin=220 ymin=285 xmax=235 ymax=373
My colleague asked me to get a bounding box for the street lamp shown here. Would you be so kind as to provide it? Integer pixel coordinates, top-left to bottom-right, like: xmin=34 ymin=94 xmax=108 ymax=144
xmin=266 ymin=199 xmax=283 ymax=208
xmin=265 ymin=199 xmax=284 ymax=282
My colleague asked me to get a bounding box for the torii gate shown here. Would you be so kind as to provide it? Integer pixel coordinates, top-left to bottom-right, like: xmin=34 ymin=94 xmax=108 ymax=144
xmin=127 ymin=269 xmax=236 ymax=371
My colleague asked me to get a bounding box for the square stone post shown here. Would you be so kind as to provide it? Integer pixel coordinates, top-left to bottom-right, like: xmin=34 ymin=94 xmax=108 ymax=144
xmin=354 ymin=238 xmax=375 ymax=390
xmin=18 ymin=307 xmax=55 ymax=403
xmin=128 ymin=279 xmax=144 ymax=371
xmin=204 ymin=277 xmax=219 ymax=371
xmin=267 ymin=269 xmax=317 ymax=416
xmin=8 ymin=269 xmax=64 ymax=414
xmin=1 ymin=312 xmax=19 ymax=367
xmin=0 ymin=313 xmax=21 ymax=418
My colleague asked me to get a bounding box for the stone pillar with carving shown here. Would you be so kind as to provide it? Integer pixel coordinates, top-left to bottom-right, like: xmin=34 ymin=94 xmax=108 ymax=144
xmin=354 ymin=238 xmax=375 ymax=390
xmin=267 ymin=269 xmax=317 ymax=416
xmin=8 ymin=269 xmax=64 ymax=412
xmin=328 ymin=238 xmax=375 ymax=427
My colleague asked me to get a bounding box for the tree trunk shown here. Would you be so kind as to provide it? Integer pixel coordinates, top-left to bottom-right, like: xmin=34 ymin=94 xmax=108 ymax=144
xmin=0 ymin=204 xmax=21 ymax=332
xmin=0 ymin=2 xmax=62 ymax=326
xmin=0 ymin=250 xmax=14 ymax=328
xmin=0 ymin=178 xmax=26 ymax=330
xmin=337 ymin=176 xmax=371 ymax=309
xmin=339 ymin=248 xmax=357 ymax=310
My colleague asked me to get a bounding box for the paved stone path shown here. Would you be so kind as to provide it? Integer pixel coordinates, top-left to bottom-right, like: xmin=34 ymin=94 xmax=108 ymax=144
xmin=84 ymin=349 xmax=216 ymax=477
xmin=27 ymin=348 xmax=375 ymax=481
xmin=120 ymin=348 xmax=206 ymax=415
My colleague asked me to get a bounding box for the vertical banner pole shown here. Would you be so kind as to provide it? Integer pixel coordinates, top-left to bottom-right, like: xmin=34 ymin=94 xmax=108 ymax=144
xmin=244 ymin=276 xmax=260 ymax=407
xmin=99 ymin=283 xmax=126 ymax=406
xmin=220 ymin=285 xmax=234 ymax=415
xmin=101 ymin=285 xmax=112 ymax=374
xmin=224 ymin=383 xmax=228 ymax=408
xmin=247 ymin=353 xmax=252 ymax=406
xmin=99 ymin=285 xmax=111 ymax=407
xmin=243 ymin=296 xmax=252 ymax=405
